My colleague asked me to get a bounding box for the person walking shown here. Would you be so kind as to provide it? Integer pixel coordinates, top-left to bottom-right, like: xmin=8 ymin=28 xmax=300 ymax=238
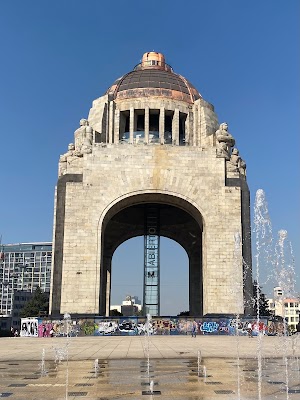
xmin=191 ymin=320 xmax=197 ymax=338
xmin=247 ymin=322 xmax=253 ymax=338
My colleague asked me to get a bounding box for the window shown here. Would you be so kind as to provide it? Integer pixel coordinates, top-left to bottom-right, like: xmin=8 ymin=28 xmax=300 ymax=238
xmin=149 ymin=110 xmax=160 ymax=143
xmin=119 ymin=110 xmax=130 ymax=142
xmin=164 ymin=110 xmax=173 ymax=144
xmin=179 ymin=112 xmax=187 ymax=145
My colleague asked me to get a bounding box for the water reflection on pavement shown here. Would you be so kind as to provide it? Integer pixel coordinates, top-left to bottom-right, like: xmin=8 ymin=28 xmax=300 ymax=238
xmin=0 ymin=357 xmax=299 ymax=399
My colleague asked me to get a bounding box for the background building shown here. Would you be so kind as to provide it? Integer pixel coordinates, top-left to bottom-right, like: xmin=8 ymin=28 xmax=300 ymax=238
xmin=0 ymin=242 xmax=52 ymax=330
xmin=267 ymin=287 xmax=300 ymax=332
xmin=110 ymin=295 xmax=142 ymax=316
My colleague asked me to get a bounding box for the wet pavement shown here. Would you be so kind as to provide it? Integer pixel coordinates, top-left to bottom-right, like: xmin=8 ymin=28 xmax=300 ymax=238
xmin=0 ymin=335 xmax=299 ymax=399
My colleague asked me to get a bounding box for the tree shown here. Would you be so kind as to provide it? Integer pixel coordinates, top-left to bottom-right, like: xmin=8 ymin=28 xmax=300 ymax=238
xmin=19 ymin=287 xmax=49 ymax=318
xmin=252 ymin=280 xmax=271 ymax=317
xmin=110 ymin=309 xmax=123 ymax=316
xmin=177 ymin=311 xmax=190 ymax=316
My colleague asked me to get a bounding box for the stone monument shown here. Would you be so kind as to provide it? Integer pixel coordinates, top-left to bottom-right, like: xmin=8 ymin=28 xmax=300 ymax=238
xmin=50 ymin=52 xmax=252 ymax=317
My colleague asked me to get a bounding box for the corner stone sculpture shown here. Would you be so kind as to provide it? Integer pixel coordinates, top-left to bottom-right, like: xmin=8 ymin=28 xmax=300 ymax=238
xmin=216 ymin=122 xmax=235 ymax=160
xmin=227 ymin=148 xmax=240 ymax=172
xmin=58 ymin=119 xmax=94 ymax=176
xmin=239 ymin=158 xmax=246 ymax=176
xmin=74 ymin=118 xmax=93 ymax=155
xmin=226 ymin=148 xmax=247 ymax=176
xmin=58 ymin=143 xmax=76 ymax=176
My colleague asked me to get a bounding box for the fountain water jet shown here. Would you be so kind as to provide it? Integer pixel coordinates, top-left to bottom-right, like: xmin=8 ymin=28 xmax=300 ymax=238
xmin=94 ymin=358 xmax=99 ymax=377
xmin=253 ymin=189 xmax=273 ymax=400
xmin=38 ymin=348 xmax=48 ymax=377
xmin=145 ymin=313 xmax=151 ymax=382
xmin=232 ymin=231 xmax=244 ymax=400
xmin=197 ymin=349 xmax=201 ymax=377
xmin=142 ymin=314 xmax=161 ymax=395
xmin=253 ymin=189 xmax=298 ymax=399
xmin=149 ymin=380 xmax=154 ymax=394
xmin=63 ymin=313 xmax=71 ymax=400
xmin=274 ymin=229 xmax=296 ymax=398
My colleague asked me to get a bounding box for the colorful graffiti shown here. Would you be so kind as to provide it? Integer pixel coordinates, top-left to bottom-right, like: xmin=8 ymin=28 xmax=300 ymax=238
xmin=20 ymin=318 xmax=39 ymax=337
xmin=20 ymin=316 xmax=286 ymax=337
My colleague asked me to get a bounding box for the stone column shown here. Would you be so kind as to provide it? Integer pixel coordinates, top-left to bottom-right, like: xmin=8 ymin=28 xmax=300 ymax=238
xmin=189 ymin=112 xmax=195 ymax=146
xmin=197 ymin=105 xmax=202 ymax=147
xmin=185 ymin=112 xmax=190 ymax=145
xmin=114 ymin=108 xmax=120 ymax=144
xmin=145 ymin=106 xmax=149 ymax=144
xmin=159 ymin=107 xmax=165 ymax=144
xmin=172 ymin=108 xmax=179 ymax=145
xmin=105 ymin=102 xmax=109 ymax=143
xmin=109 ymin=101 xmax=114 ymax=143
xmin=49 ymin=174 xmax=83 ymax=316
xmin=193 ymin=107 xmax=198 ymax=147
xmin=189 ymin=240 xmax=203 ymax=316
xmin=99 ymin=254 xmax=111 ymax=315
xmin=129 ymin=107 xmax=134 ymax=144
xmin=105 ymin=263 xmax=111 ymax=317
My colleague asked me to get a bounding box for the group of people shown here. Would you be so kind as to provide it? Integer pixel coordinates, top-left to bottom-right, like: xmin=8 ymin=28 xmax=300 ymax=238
xmin=191 ymin=320 xmax=198 ymax=338
xmin=10 ymin=327 xmax=19 ymax=337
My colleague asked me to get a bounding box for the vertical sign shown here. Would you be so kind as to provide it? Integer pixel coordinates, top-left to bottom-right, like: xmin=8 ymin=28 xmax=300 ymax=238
xmin=143 ymin=206 xmax=160 ymax=316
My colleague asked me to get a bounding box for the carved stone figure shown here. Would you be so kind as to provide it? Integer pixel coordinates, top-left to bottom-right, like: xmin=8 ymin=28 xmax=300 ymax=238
xmin=74 ymin=119 xmax=93 ymax=155
xmin=239 ymin=158 xmax=246 ymax=176
xmin=59 ymin=143 xmax=76 ymax=175
xmin=75 ymin=119 xmax=88 ymax=149
xmin=216 ymin=122 xmax=235 ymax=160
xmin=81 ymin=124 xmax=93 ymax=154
xmin=67 ymin=142 xmax=75 ymax=154
xmin=227 ymin=148 xmax=240 ymax=172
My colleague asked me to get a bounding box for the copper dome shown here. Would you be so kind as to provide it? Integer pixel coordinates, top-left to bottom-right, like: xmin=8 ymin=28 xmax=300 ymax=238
xmin=106 ymin=52 xmax=201 ymax=104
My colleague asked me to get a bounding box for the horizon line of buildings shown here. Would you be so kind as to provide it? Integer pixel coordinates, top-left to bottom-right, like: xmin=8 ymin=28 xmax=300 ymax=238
xmin=0 ymin=242 xmax=299 ymax=331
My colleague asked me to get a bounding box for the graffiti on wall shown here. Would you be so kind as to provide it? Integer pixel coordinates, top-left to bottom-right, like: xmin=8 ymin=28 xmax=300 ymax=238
xmin=20 ymin=318 xmax=39 ymax=337
xmin=21 ymin=316 xmax=286 ymax=337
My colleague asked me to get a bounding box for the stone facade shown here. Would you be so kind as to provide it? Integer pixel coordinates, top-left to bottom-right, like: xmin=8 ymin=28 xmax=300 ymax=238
xmin=50 ymin=52 xmax=252 ymax=317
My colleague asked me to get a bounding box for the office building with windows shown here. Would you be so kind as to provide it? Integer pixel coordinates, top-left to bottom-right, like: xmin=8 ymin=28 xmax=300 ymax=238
xmin=0 ymin=242 xmax=52 ymax=329
xmin=267 ymin=287 xmax=300 ymax=332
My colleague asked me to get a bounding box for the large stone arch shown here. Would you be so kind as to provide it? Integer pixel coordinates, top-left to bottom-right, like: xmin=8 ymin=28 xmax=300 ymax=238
xmin=50 ymin=51 xmax=252 ymax=319
xmin=98 ymin=192 xmax=204 ymax=316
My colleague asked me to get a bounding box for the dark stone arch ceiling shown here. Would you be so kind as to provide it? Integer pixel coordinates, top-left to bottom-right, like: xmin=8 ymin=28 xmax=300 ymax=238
xmin=103 ymin=202 xmax=202 ymax=258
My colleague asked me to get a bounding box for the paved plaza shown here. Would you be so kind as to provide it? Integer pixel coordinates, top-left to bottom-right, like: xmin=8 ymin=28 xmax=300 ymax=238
xmin=0 ymin=335 xmax=300 ymax=399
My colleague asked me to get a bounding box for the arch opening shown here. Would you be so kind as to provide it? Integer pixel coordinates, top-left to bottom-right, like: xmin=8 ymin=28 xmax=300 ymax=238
xmin=100 ymin=194 xmax=204 ymax=317
xmin=110 ymin=236 xmax=189 ymax=316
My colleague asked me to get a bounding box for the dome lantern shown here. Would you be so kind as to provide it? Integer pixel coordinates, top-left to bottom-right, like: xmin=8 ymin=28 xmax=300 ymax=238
xmin=106 ymin=51 xmax=201 ymax=103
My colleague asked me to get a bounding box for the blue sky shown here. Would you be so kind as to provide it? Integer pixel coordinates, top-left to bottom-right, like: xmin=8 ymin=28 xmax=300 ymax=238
xmin=0 ymin=1 xmax=299 ymax=314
